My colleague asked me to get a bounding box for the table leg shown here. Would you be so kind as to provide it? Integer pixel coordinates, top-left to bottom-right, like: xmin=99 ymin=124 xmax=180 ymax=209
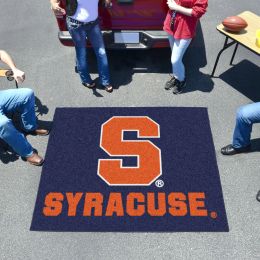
xmin=257 ymin=190 xmax=260 ymax=202
xmin=230 ymin=43 xmax=239 ymax=65
xmin=211 ymin=37 xmax=236 ymax=77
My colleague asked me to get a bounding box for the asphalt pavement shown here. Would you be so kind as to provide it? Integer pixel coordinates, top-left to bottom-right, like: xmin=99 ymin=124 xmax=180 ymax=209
xmin=0 ymin=0 xmax=259 ymax=259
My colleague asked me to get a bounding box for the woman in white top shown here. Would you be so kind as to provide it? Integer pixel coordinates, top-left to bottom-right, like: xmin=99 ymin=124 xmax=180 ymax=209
xmin=51 ymin=0 xmax=113 ymax=92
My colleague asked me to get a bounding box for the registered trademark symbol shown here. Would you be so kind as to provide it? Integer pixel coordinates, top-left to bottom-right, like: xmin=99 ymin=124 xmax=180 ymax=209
xmin=210 ymin=211 xmax=217 ymax=219
xmin=155 ymin=179 xmax=164 ymax=188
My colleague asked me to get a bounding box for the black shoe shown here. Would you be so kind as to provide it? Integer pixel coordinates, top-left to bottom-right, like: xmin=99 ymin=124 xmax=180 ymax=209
xmin=82 ymin=82 xmax=96 ymax=89
xmin=172 ymin=79 xmax=186 ymax=94
xmin=164 ymin=76 xmax=176 ymax=90
xmin=221 ymin=144 xmax=251 ymax=155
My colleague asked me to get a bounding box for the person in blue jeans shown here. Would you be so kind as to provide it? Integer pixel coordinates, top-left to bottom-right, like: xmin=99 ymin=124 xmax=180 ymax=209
xmin=221 ymin=102 xmax=260 ymax=155
xmin=0 ymin=50 xmax=49 ymax=166
xmin=51 ymin=0 xmax=113 ymax=93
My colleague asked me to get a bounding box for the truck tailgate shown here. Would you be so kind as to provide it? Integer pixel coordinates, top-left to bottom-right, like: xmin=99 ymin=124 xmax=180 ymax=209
xmin=100 ymin=0 xmax=168 ymax=30
xmin=57 ymin=0 xmax=169 ymax=48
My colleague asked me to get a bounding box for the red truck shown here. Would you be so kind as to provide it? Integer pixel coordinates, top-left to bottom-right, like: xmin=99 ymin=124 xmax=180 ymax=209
xmin=56 ymin=0 xmax=169 ymax=49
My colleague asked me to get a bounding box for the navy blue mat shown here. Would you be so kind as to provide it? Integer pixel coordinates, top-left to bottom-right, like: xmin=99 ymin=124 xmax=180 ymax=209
xmin=31 ymin=107 xmax=229 ymax=232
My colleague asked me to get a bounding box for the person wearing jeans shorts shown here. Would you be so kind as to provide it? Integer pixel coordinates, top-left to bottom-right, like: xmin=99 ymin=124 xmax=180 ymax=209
xmin=163 ymin=0 xmax=208 ymax=94
xmin=50 ymin=0 xmax=113 ymax=93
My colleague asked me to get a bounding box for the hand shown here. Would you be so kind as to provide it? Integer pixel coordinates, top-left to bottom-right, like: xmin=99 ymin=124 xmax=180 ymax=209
xmin=51 ymin=1 xmax=66 ymax=16
xmin=12 ymin=68 xmax=25 ymax=84
xmin=104 ymin=0 xmax=112 ymax=8
xmin=167 ymin=0 xmax=179 ymax=11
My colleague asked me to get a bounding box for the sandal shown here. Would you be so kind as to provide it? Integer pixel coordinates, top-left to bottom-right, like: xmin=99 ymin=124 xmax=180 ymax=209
xmin=82 ymin=82 xmax=96 ymax=89
xmin=104 ymin=85 xmax=113 ymax=93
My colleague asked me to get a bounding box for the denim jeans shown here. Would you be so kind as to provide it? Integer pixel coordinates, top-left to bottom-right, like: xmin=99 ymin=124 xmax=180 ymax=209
xmin=232 ymin=102 xmax=260 ymax=148
xmin=0 ymin=88 xmax=37 ymax=157
xmin=168 ymin=35 xmax=192 ymax=82
xmin=67 ymin=17 xmax=110 ymax=86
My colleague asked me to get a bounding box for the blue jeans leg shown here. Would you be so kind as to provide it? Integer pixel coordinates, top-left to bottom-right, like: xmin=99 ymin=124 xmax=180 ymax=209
xmin=232 ymin=102 xmax=260 ymax=148
xmin=168 ymin=35 xmax=191 ymax=81
xmin=67 ymin=18 xmax=93 ymax=84
xmin=88 ymin=24 xmax=110 ymax=86
xmin=0 ymin=88 xmax=36 ymax=157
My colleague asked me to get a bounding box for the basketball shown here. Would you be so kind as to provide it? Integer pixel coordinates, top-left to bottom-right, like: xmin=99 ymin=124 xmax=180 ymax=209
xmin=222 ymin=16 xmax=248 ymax=32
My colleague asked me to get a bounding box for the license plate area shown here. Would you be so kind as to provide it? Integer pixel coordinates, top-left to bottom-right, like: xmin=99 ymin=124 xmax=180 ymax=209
xmin=114 ymin=32 xmax=139 ymax=44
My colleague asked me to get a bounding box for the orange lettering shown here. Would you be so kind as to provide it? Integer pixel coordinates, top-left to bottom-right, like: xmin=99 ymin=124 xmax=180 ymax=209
xmin=83 ymin=193 xmax=103 ymax=216
xmin=66 ymin=192 xmax=83 ymax=216
xmin=188 ymin=192 xmax=208 ymax=216
xmin=168 ymin=193 xmax=187 ymax=216
xmin=147 ymin=193 xmax=166 ymax=216
xmin=126 ymin=193 xmax=145 ymax=216
xmin=98 ymin=116 xmax=161 ymax=185
xmin=105 ymin=193 xmax=124 ymax=216
xmin=43 ymin=192 xmax=64 ymax=217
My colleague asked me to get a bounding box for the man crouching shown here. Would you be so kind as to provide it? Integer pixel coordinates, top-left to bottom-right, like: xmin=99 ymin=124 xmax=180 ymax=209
xmin=0 ymin=50 xmax=49 ymax=166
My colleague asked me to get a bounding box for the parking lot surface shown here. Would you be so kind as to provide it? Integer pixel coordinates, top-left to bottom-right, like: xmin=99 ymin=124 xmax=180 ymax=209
xmin=0 ymin=0 xmax=259 ymax=259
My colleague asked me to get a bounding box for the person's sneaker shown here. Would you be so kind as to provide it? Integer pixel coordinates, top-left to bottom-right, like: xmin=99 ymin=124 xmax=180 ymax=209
xmin=172 ymin=79 xmax=186 ymax=94
xmin=164 ymin=76 xmax=176 ymax=90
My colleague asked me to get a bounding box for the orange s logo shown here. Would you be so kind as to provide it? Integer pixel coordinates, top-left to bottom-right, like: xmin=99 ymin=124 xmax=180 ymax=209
xmin=98 ymin=116 xmax=162 ymax=186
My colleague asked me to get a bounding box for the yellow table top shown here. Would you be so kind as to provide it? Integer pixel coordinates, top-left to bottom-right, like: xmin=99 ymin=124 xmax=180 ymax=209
xmin=0 ymin=69 xmax=9 ymax=77
xmin=217 ymin=11 xmax=260 ymax=55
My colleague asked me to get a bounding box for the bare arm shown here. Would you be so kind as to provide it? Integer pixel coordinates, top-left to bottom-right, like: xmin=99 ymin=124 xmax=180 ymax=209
xmin=0 ymin=50 xmax=25 ymax=83
xmin=167 ymin=0 xmax=192 ymax=17
xmin=167 ymin=0 xmax=208 ymax=18
xmin=100 ymin=0 xmax=112 ymax=8
xmin=104 ymin=0 xmax=112 ymax=5
xmin=50 ymin=0 xmax=66 ymax=16
xmin=0 ymin=50 xmax=17 ymax=70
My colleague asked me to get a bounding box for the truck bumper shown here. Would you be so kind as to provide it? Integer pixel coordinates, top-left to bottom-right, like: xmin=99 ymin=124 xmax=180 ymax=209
xmin=58 ymin=30 xmax=169 ymax=49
